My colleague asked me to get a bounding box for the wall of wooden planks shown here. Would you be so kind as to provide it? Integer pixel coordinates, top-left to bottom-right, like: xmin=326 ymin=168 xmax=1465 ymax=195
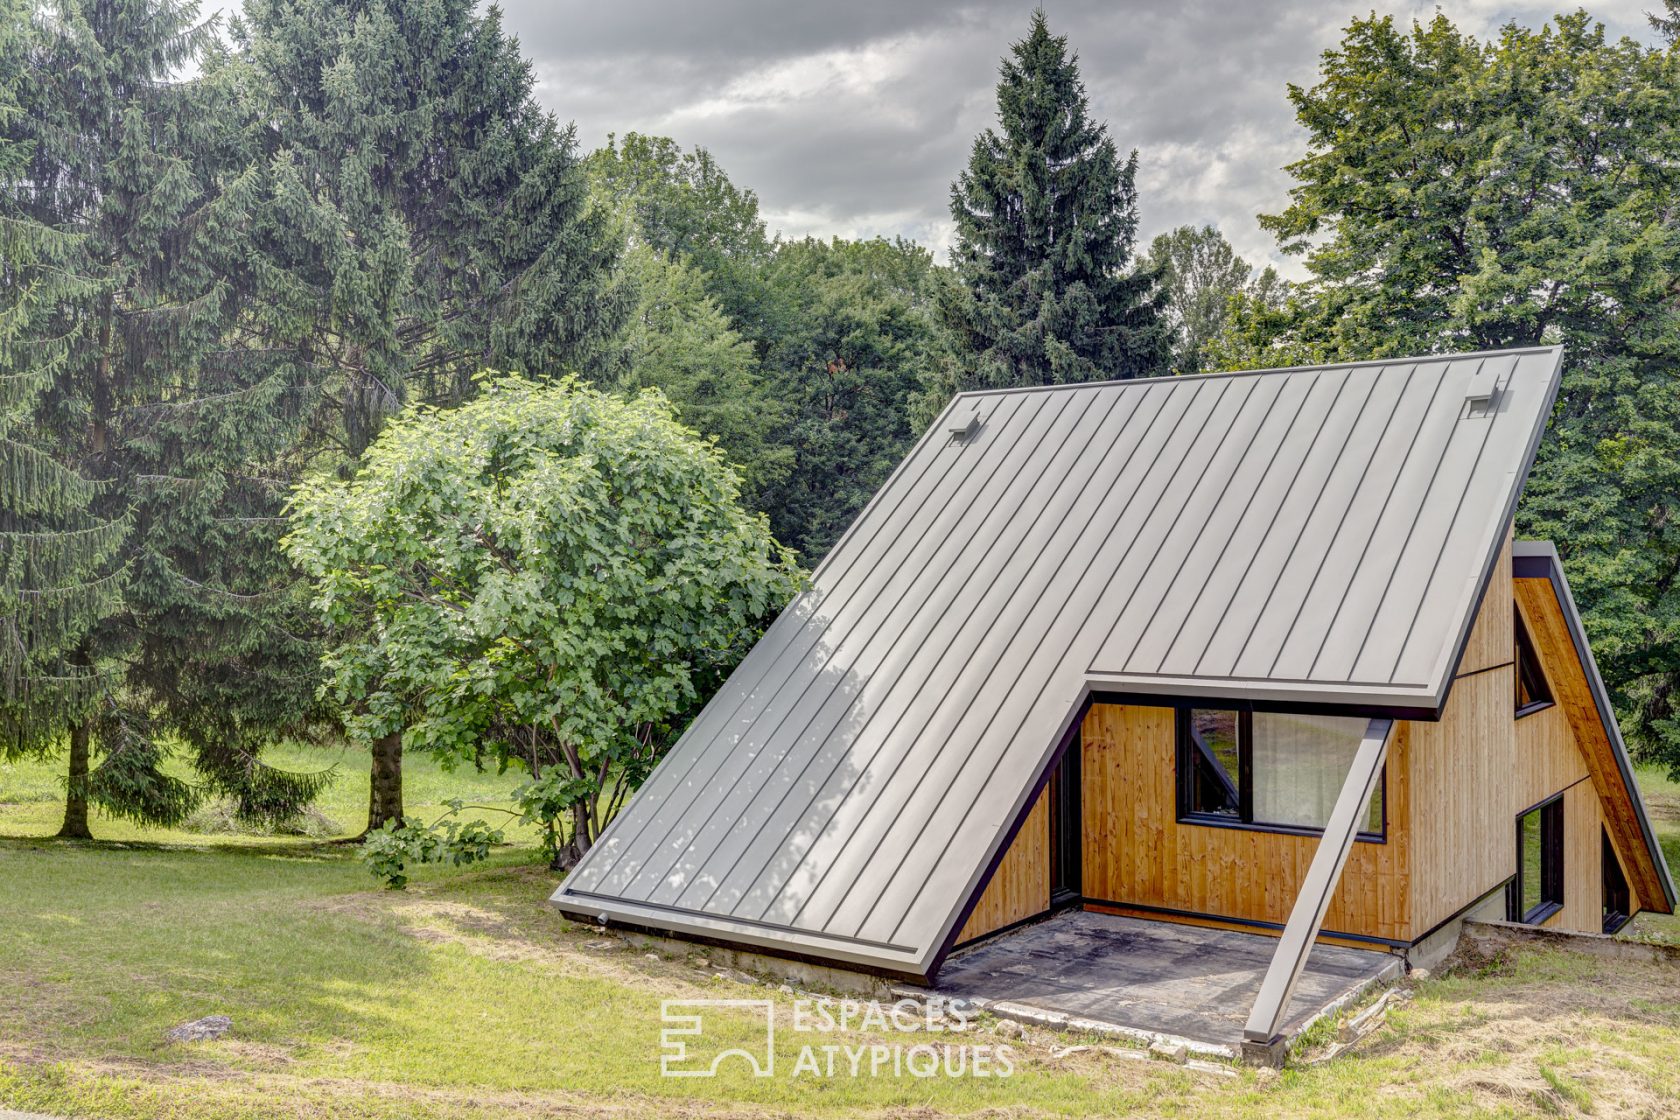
xmin=1407 ymin=665 xmax=1517 ymax=934
xmin=1078 ymin=703 xmax=1413 ymax=941
xmin=954 ymin=788 xmax=1050 ymax=943
xmin=1458 ymin=531 xmax=1514 ymax=677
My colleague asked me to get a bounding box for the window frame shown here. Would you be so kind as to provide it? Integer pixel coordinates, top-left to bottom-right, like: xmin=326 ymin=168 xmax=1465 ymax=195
xmin=1173 ymin=707 xmax=1386 ymax=843
xmin=1514 ymin=609 xmax=1554 ymax=719
xmin=1509 ymin=794 xmax=1565 ymax=925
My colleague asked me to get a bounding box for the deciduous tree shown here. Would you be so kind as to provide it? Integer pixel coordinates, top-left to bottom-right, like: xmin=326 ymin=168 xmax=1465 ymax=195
xmin=1145 ymin=225 xmax=1280 ymax=375
xmin=285 ymin=376 xmax=802 ymax=867
xmin=762 ymin=237 xmax=946 ymax=560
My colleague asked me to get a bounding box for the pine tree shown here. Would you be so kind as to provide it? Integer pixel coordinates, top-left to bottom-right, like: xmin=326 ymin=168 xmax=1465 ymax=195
xmin=238 ymin=0 xmax=629 ymax=830
xmin=2 ymin=0 xmax=330 ymax=838
xmin=939 ymin=11 xmax=1170 ymax=397
xmin=0 ymin=0 xmax=128 ymax=836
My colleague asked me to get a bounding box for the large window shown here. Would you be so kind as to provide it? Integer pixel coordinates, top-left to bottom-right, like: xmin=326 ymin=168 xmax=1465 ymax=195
xmin=1175 ymin=709 xmax=1384 ymax=839
xmin=1510 ymin=796 xmax=1564 ymax=923
xmin=1514 ymin=610 xmax=1553 ymax=717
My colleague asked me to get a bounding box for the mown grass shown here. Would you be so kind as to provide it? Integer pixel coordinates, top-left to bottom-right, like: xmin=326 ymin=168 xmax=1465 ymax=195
xmin=1628 ymin=763 xmax=1680 ymax=945
xmin=0 ymin=751 xmax=1675 ymax=1117
xmin=0 ymin=740 xmax=539 ymax=846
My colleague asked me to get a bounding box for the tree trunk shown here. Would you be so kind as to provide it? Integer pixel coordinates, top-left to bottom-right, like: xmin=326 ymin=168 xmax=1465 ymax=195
xmin=550 ymin=800 xmax=593 ymax=871
xmin=366 ymin=731 xmax=405 ymax=834
xmin=58 ymin=719 xmax=93 ymax=840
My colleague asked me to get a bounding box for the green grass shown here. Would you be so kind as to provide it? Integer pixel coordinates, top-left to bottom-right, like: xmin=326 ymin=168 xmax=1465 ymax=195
xmin=0 ymin=753 xmax=1678 ymax=1117
xmin=1626 ymin=763 xmax=1680 ymax=945
xmin=0 ymin=740 xmax=538 ymax=846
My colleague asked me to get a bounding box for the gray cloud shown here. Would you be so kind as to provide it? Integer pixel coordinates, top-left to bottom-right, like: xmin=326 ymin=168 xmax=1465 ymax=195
xmin=508 ymin=1 xmax=1659 ymax=277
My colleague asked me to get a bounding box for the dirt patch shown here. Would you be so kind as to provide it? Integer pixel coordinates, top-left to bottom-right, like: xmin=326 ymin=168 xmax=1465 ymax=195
xmin=1346 ymin=944 xmax=1680 ymax=1117
xmin=1640 ymin=789 xmax=1680 ymax=824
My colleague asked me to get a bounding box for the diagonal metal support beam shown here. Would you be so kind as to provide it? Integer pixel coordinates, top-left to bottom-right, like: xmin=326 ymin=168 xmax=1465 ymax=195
xmin=1243 ymin=717 xmax=1393 ymax=1049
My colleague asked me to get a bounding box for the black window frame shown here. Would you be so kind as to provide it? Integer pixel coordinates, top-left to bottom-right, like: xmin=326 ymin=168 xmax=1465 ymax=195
xmin=1174 ymin=707 xmax=1386 ymax=843
xmin=1514 ymin=609 xmax=1554 ymax=719
xmin=1601 ymin=826 xmax=1631 ymax=935
xmin=1509 ymin=794 xmax=1564 ymax=924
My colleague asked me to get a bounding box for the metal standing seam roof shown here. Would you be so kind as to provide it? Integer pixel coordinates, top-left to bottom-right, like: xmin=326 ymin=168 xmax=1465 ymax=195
xmin=553 ymin=346 xmax=1565 ymax=979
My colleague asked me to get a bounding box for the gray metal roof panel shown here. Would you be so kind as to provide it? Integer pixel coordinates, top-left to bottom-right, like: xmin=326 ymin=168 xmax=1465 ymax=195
xmin=553 ymin=346 xmax=1565 ymax=976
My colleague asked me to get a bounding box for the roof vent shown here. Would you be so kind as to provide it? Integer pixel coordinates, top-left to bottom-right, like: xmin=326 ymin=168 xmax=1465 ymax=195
xmin=1464 ymin=364 xmax=1499 ymax=412
xmin=948 ymin=409 xmax=982 ymax=443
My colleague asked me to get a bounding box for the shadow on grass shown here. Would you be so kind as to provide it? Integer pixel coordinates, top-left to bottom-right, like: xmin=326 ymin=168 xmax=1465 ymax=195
xmin=0 ymin=834 xmax=573 ymax=1074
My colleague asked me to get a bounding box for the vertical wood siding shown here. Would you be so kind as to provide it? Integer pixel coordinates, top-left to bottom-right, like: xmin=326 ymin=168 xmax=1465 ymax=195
xmin=1458 ymin=530 xmax=1514 ymax=677
xmin=1552 ymin=780 xmax=1605 ymax=932
xmin=1514 ymin=704 xmax=1589 ymax=813
xmin=1407 ymin=665 xmax=1517 ymax=934
xmin=1077 ymin=703 xmax=1413 ymax=942
xmin=954 ymin=788 xmax=1051 ymax=943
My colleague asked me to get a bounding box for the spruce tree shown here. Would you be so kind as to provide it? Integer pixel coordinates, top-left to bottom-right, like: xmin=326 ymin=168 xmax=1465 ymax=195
xmin=237 ymin=0 xmax=628 ymax=454
xmin=238 ymin=0 xmax=628 ymax=830
xmin=940 ymin=11 xmax=1170 ymax=396
xmin=3 ymin=0 xmax=327 ymax=837
xmin=1652 ymin=1 xmax=1679 ymax=44
xmin=0 ymin=0 xmax=129 ymax=835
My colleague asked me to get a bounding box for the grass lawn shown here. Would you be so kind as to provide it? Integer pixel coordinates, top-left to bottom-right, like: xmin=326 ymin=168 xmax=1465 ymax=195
xmin=0 ymin=750 xmax=1676 ymax=1118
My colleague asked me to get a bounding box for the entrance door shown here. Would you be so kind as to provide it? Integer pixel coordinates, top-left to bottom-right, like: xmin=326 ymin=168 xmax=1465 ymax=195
xmin=1049 ymin=738 xmax=1082 ymax=906
xmin=1603 ymin=828 xmax=1631 ymax=933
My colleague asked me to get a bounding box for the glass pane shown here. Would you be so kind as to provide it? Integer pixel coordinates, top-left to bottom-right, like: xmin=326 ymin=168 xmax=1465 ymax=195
xmin=1515 ymin=615 xmax=1551 ymax=711
xmin=1186 ymin=709 xmax=1240 ymax=816
xmin=1519 ymin=808 xmax=1544 ymax=917
xmin=1251 ymin=713 xmax=1372 ymax=830
xmin=1365 ymin=779 xmax=1384 ymax=835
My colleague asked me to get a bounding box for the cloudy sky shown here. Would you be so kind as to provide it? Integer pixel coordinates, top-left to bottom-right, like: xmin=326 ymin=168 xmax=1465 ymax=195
xmin=497 ymin=0 xmax=1660 ymax=278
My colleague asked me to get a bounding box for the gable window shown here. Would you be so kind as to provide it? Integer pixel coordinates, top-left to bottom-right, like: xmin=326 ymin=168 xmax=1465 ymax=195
xmin=1175 ymin=709 xmax=1384 ymax=839
xmin=1509 ymin=795 xmax=1564 ymax=923
xmin=1514 ymin=610 xmax=1552 ymax=717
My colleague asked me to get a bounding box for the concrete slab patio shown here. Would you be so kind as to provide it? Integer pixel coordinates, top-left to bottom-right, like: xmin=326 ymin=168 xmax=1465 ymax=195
xmin=927 ymin=911 xmax=1403 ymax=1058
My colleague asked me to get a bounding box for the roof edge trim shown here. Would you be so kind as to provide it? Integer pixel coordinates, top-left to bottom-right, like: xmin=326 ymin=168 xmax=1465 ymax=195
xmin=550 ymin=888 xmax=931 ymax=977
xmin=945 ymin=344 xmax=1566 ymax=402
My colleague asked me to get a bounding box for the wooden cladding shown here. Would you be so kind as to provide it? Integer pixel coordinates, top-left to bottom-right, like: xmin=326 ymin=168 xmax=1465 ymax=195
xmin=1408 ymin=665 xmax=1517 ymax=934
xmin=1514 ymin=577 xmax=1665 ymax=914
xmin=1458 ymin=530 xmax=1514 ymax=678
xmin=1079 ymin=704 xmax=1412 ymax=942
xmin=955 ymin=788 xmax=1050 ymax=943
